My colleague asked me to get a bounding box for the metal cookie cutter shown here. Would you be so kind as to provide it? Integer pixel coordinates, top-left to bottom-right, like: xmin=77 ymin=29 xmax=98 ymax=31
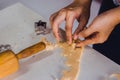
xmin=35 ymin=20 xmax=51 ymax=35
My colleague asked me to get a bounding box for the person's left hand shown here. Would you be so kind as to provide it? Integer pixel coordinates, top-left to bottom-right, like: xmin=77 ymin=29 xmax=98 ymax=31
xmin=50 ymin=1 xmax=91 ymax=44
xmin=75 ymin=7 xmax=120 ymax=47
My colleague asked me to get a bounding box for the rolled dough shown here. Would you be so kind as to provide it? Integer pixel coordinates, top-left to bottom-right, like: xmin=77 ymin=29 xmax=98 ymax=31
xmin=58 ymin=42 xmax=83 ymax=80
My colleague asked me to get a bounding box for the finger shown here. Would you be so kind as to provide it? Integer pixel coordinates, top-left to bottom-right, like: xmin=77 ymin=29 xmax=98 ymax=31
xmin=76 ymin=31 xmax=99 ymax=47
xmin=78 ymin=27 xmax=94 ymax=38
xmin=74 ymin=18 xmax=88 ymax=40
xmin=65 ymin=12 xmax=75 ymax=44
xmin=50 ymin=13 xmax=60 ymax=41
xmin=49 ymin=13 xmax=58 ymax=27
xmin=76 ymin=39 xmax=95 ymax=47
xmin=51 ymin=10 xmax=66 ymax=41
xmin=73 ymin=24 xmax=86 ymax=40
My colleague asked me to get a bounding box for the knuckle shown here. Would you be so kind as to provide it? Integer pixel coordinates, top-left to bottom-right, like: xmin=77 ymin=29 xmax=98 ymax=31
xmin=59 ymin=8 xmax=76 ymax=19
xmin=59 ymin=9 xmax=66 ymax=14
xmin=67 ymin=10 xmax=74 ymax=14
xmin=66 ymin=10 xmax=75 ymax=16
xmin=50 ymin=13 xmax=56 ymax=20
xmin=65 ymin=26 xmax=70 ymax=30
xmin=49 ymin=15 xmax=53 ymax=21
xmin=59 ymin=8 xmax=74 ymax=16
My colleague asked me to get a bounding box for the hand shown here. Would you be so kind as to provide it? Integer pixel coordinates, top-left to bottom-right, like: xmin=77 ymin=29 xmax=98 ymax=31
xmin=50 ymin=0 xmax=91 ymax=44
xmin=76 ymin=7 xmax=120 ymax=47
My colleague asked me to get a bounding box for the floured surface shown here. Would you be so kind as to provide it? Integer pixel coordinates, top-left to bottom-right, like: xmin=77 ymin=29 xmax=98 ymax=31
xmin=58 ymin=42 xmax=83 ymax=80
xmin=40 ymin=38 xmax=84 ymax=80
xmin=39 ymin=37 xmax=84 ymax=80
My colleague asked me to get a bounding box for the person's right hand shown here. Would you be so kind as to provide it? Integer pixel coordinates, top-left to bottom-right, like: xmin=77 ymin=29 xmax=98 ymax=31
xmin=75 ymin=6 xmax=120 ymax=47
xmin=50 ymin=0 xmax=91 ymax=44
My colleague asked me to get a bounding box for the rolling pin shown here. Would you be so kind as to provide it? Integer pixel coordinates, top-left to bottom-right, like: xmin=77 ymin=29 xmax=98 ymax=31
xmin=0 ymin=42 xmax=46 ymax=78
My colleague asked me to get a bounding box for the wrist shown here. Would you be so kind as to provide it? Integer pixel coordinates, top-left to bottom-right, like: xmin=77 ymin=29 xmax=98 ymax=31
xmin=105 ymin=7 xmax=120 ymax=27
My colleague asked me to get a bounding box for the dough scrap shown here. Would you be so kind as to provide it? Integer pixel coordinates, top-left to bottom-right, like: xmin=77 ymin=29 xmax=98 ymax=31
xmin=41 ymin=38 xmax=57 ymax=51
xmin=110 ymin=74 xmax=120 ymax=80
xmin=58 ymin=42 xmax=83 ymax=80
xmin=41 ymin=38 xmax=83 ymax=80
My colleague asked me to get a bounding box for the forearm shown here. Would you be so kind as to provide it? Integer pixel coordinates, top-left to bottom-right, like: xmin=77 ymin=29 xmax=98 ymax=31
xmin=108 ymin=6 xmax=120 ymax=27
xmin=97 ymin=6 xmax=120 ymax=30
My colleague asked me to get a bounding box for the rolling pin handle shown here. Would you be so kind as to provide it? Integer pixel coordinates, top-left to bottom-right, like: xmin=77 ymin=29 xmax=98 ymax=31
xmin=16 ymin=42 xmax=46 ymax=59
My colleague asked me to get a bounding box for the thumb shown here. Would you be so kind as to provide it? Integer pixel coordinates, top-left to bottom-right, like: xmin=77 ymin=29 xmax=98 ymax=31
xmin=78 ymin=27 xmax=93 ymax=38
xmin=76 ymin=27 xmax=99 ymax=47
xmin=76 ymin=31 xmax=98 ymax=47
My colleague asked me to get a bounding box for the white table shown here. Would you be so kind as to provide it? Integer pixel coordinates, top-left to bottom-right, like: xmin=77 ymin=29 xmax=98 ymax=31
xmin=0 ymin=3 xmax=120 ymax=80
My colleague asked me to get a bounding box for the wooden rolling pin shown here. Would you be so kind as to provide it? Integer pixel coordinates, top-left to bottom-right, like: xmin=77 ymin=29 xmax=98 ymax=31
xmin=0 ymin=42 xmax=46 ymax=78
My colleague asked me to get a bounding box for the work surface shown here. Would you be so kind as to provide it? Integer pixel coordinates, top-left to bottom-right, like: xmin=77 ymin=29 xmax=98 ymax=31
xmin=0 ymin=3 xmax=120 ymax=80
